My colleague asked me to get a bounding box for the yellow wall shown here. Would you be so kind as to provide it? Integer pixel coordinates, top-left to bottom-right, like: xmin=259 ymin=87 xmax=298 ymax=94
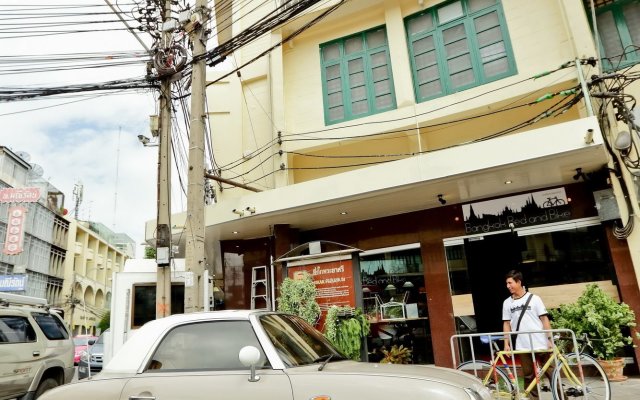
xmin=207 ymin=0 xmax=601 ymax=191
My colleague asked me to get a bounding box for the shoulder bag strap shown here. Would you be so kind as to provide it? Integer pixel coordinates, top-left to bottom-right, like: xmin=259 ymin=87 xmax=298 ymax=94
xmin=512 ymin=292 xmax=534 ymax=344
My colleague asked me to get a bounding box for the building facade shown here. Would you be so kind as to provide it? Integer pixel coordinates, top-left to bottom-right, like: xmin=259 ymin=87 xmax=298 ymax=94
xmin=150 ymin=0 xmax=640 ymax=368
xmin=0 ymin=146 xmax=68 ymax=306
xmin=61 ymin=218 xmax=128 ymax=335
xmin=0 ymin=146 xmax=131 ymax=336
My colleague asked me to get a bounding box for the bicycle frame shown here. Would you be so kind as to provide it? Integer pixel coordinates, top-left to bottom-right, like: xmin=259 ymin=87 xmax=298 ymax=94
xmin=451 ymin=329 xmax=588 ymax=399
xmin=488 ymin=347 xmax=586 ymax=398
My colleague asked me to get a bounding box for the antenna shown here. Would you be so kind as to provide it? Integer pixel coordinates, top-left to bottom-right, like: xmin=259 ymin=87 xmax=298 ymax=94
xmin=28 ymin=163 xmax=44 ymax=181
xmin=113 ymin=127 xmax=121 ymax=229
xmin=73 ymin=182 xmax=83 ymax=219
xmin=16 ymin=150 xmax=31 ymax=162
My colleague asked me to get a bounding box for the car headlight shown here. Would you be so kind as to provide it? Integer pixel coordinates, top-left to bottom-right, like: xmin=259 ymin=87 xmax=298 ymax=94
xmin=464 ymin=386 xmax=491 ymax=400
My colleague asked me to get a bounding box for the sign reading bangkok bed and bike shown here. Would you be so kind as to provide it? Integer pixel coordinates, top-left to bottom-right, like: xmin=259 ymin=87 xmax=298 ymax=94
xmin=462 ymin=187 xmax=571 ymax=234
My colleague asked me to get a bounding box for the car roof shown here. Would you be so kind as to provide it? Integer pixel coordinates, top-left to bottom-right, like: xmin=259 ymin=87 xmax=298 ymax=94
xmin=104 ymin=310 xmax=264 ymax=373
xmin=0 ymin=305 xmax=52 ymax=314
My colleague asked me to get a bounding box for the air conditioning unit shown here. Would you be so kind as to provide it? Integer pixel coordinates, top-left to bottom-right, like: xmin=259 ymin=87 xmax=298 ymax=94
xmin=593 ymin=188 xmax=620 ymax=221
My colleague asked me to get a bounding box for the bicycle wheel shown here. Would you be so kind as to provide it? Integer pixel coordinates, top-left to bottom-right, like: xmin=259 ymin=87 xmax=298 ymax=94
xmin=551 ymin=353 xmax=610 ymax=400
xmin=457 ymin=360 xmax=514 ymax=399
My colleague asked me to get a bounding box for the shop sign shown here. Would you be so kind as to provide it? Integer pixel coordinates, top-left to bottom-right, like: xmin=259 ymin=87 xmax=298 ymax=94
xmin=462 ymin=187 xmax=571 ymax=234
xmin=288 ymin=259 xmax=356 ymax=329
xmin=0 ymin=187 xmax=41 ymax=203
xmin=3 ymin=206 xmax=27 ymax=255
xmin=0 ymin=274 xmax=27 ymax=291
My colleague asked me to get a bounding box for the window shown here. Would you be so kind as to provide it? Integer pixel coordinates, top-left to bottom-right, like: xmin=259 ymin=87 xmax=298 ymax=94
xmin=405 ymin=0 xmax=515 ymax=102
xmin=147 ymin=321 xmax=268 ymax=371
xmin=132 ymin=284 xmax=184 ymax=328
xmin=31 ymin=312 xmax=69 ymax=340
xmin=0 ymin=316 xmax=37 ymax=343
xmin=320 ymin=27 xmax=396 ymax=124
xmin=592 ymin=0 xmax=640 ymax=70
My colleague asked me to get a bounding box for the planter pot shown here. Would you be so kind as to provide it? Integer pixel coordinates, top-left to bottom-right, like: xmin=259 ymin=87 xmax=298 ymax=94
xmin=597 ymin=357 xmax=627 ymax=382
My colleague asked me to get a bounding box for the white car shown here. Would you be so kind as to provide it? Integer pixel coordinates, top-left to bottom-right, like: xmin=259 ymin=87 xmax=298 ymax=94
xmin=40 ymin=310 xmax=490 ymax=400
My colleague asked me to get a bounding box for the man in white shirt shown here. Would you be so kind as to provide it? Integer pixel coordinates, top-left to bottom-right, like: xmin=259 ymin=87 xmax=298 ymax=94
xmin=502 ymin=270 xmax=553 ymax=398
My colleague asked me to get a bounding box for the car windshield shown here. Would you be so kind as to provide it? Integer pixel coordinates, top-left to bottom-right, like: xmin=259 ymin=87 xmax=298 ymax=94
xmin=258 ymin=314 xmax=345 ymax=367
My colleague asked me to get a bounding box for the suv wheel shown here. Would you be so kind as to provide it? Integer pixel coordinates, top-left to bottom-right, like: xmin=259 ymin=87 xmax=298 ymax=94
xmin=34 ymin=378 xmax=58 ymax=399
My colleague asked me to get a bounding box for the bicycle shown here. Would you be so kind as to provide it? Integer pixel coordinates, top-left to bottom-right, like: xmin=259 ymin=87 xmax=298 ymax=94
xmin=456 ymin=332 xmax=610 ymax=400
xmin=542 ymin=196 xmax=566 ymax=207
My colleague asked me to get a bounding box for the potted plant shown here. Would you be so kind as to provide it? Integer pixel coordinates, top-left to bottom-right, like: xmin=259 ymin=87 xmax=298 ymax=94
xmin=550 ymin=283 xmax=639 ymax=381
xmin=277 ymin=272 xmax=321 ymax=326
xmin=323 ymin=306 xmax=370 ymax=360
xmin=380 ymin=345 xmax=413 ymax=364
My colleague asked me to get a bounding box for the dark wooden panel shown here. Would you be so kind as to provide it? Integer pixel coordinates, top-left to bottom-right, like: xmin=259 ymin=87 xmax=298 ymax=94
xmin=605 ymin=226 xmax=640 ymax=371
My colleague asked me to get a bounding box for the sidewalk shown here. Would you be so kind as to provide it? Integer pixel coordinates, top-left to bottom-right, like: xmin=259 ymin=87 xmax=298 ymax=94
xmin=611 ymin=376 xmax=640 ymax=399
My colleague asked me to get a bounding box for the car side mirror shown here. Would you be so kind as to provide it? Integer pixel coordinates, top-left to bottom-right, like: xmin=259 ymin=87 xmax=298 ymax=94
xmin=239 ymin=346 xmax=261 ymax=382
xmin=88 ymin=339 xmax=96 ymax=346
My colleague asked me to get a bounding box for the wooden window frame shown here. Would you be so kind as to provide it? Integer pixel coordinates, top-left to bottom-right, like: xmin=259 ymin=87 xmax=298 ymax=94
xmin=320 ymin=26 xmax=397 ymax=125
xmin=405 ymin=0 xmax=516 ymax=103
xmin=591 ymin=0 xmax=640 ymax=70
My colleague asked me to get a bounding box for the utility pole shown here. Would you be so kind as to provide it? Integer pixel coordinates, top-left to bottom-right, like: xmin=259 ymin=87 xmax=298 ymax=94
xmin=184 ymin=0 xmax=209 ymax=313
xmin=155 ymin=0 xmax=174 ymax=319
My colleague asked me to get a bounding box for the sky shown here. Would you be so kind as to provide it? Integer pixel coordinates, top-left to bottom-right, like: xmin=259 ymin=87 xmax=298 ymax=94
xmin=1 ymin=1 xmax=179 ymax=258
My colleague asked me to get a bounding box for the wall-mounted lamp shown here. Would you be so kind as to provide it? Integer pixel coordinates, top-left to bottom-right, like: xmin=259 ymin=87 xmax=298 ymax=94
xmin=614 ymin=130 xmax=632 ymax=155
xmin=384 ymin=284 xmax=396 ymax=291
xmin=245 ymin=206 xmax=256 ymax=214
xmin=232 ymin=208 xmax=245 ymax=217
xmin=402 ymin=281 xmax=414 ymax=288
xmin=437 ymin=194 xmax=447 ymax=205
xmin=572 ymin=168 xmax=587 ymax=181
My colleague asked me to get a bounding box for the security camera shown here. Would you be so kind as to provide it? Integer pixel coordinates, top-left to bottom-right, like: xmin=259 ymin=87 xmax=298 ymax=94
xmin=138 ymin=134 xmax=151 ymax=145
xmin=245 ymin=206 xmax=256 ymax=214
xmin=232 ymin=208 xmax=245 ymax=217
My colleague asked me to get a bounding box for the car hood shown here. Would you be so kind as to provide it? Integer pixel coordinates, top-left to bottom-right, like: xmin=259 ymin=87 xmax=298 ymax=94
xmin=286 ymin=360 xmax=482 ymax=388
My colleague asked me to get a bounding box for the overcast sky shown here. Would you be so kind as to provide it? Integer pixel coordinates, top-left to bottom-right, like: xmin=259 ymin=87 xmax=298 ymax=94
xmin=1 ymin=1 xmax=183 ymax=257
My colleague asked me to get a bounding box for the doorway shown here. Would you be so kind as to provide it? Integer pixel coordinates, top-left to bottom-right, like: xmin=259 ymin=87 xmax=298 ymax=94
xmin=464 ymin=232 xmax=522 ymax=335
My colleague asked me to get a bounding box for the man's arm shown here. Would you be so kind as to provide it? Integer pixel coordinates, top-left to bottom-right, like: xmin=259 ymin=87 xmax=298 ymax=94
xmin=540 ymin=314 xmax=553 ymax=348
xmin=503 ymin=320 xmax=512 ymax=351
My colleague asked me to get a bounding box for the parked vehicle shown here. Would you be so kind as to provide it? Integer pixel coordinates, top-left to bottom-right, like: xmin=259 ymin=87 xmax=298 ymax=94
xmin=40 ymin=310 xmax=490 ymax=400
xmin=0 ymin=293 xmax=74 ymax=400
xmin=104 ymin=258 xmax=214 ymax=365
xmin=77 ymin=332 xmax=105 ymax=379
xmin=72 ymin=335 xmax=96 ymax=365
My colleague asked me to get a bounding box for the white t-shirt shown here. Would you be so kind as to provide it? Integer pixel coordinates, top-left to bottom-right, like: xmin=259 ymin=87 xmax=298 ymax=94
xmin=502 ymin=292 xmax=548 ymax=350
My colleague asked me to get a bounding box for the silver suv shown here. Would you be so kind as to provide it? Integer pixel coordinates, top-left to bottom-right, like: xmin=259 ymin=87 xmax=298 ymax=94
xmin=0 ymin=293 xmax=74 ymax=400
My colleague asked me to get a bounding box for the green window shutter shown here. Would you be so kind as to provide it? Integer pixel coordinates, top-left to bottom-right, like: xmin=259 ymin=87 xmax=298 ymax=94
xmin=442 ymin=22 xmax=476 ymax=90
xmin=405 ymin=0 xmax=515 ymax=103
xmin=320 ymin=27 xmax=397 ymax=125
xmin=594 ymin=0 xmax=640 ymax=71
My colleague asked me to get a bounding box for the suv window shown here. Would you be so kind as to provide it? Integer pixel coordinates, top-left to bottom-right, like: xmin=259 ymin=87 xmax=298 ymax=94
xmin=0 ymin=316 xmax=37 ymax=343
xmin=31 ymin=312 xmax=69 ymax=340
xmin=147 ymin=321 xmax=269 ymax=371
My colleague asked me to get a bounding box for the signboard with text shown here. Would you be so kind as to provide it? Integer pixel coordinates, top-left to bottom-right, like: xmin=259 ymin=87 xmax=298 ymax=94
xmin=0 ymin=187 xmax=41 ymax=203
xmin=462 ymin=187 xmax=571 ymax=234
xmin=288 ymin=258 xmax=356 ymax=329
xmin=0 ymin=275 xmax=27 ymax=291
xmin=3 ymin=206 xmax=27 ymax=255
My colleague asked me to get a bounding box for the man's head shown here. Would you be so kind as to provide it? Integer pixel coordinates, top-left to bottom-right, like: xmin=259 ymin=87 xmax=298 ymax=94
xmin=505 ymin=270 xmax=524 ymax=296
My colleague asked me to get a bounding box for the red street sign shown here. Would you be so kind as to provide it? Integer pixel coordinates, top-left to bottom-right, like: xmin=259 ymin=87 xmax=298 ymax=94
xmin=0 ymin=187 xmax=41 ymax=203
